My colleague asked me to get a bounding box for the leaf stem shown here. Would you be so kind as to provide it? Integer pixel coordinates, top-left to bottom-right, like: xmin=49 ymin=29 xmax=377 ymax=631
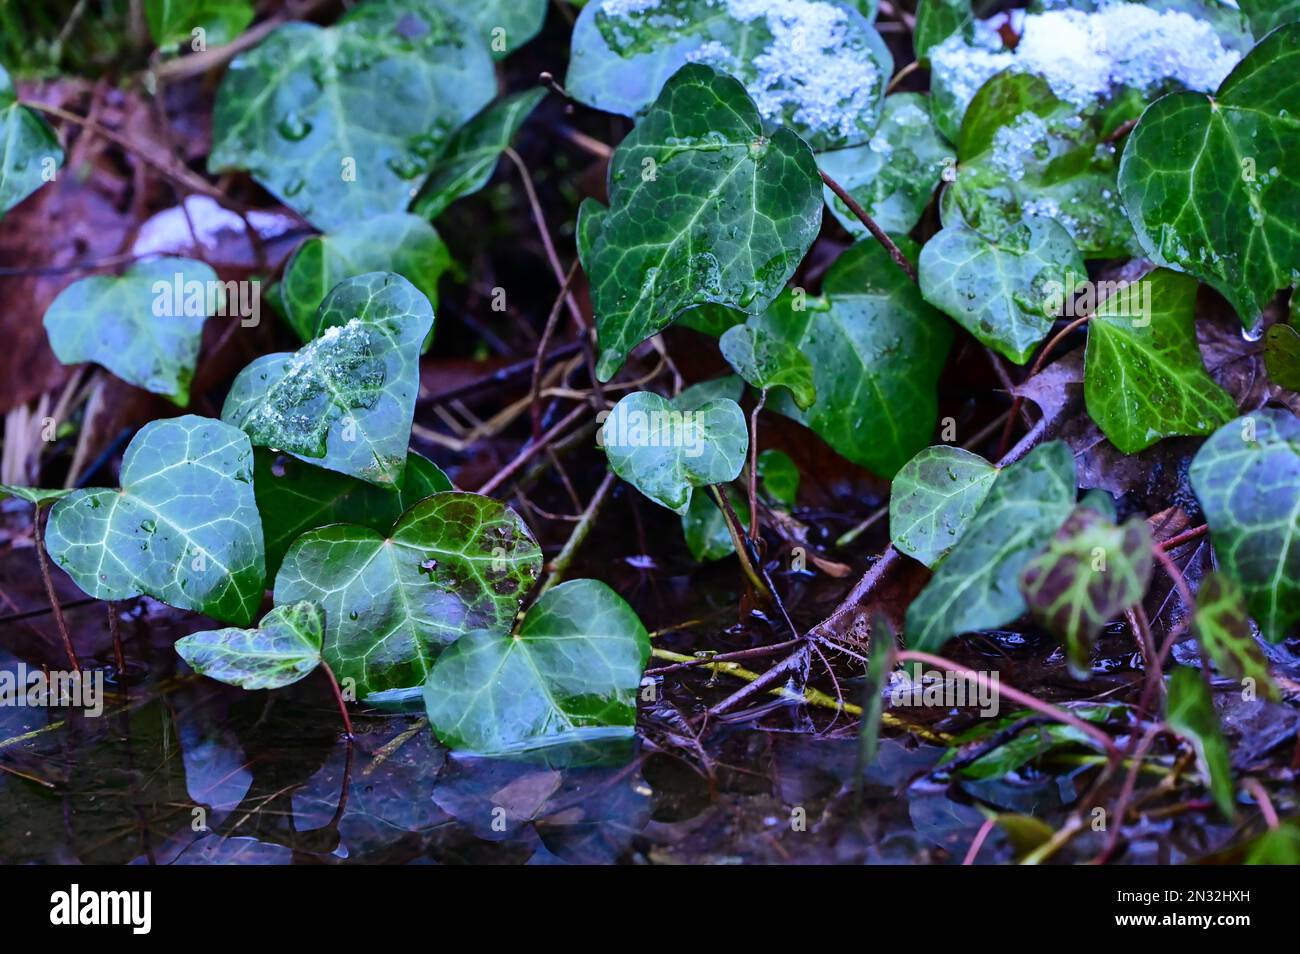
xmin=537 ymin=470 xmax=616 ymax=598
xmin=34 ymin=508 xmax=79 ymax=672
xmin=708 ymin=484 xmax=773 ymax=607
xmin=747 ymin=389 xmax=766 ymax=542
xmin=818 ymin=169 xmax=917 ymax=282
xmin=321 ymin=663 xmax=354 ymax=740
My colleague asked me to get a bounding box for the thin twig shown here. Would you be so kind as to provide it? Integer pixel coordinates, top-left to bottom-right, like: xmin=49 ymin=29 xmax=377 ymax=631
xmin=34 ymin=509 xmax=79 ymax=672
xmin=819 ymin=169 xmax=917 ymax=281
xmin=476 ymin=403 xmax=590 ymax=496
xmin=536 ymin=470 xmax=616 ymax=598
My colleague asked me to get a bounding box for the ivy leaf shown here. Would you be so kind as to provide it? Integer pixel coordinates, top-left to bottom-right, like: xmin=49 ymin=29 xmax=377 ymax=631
xmin=424 ymin=579 xmax=650 ymax=756
xmin=719 ymin=324 xmax=815 ymax=409
xmin=145 ymin=0 xmax=254 ymax=50
xmin=274 ymin=491 xmax=542 ymax=700
xmin=209 ymin=4 xmax=495 ymax=230
xmin=675 ymin=374 xmax=745 ymax=409
xmin=904 ymin=441 xmax=1076 ymax=653
xmin=1118 ymin=22 xmax=1300 ymax=326
xmin=919 ymin=217 xmax=1085 ymax=364
xmin=1189 ymin=409 xmax=1300 ymax=642
xmin=749 ymin=238 xmax=952 ymax=477
xmin=43 ymin=258 xmax=218 ymax=406
xmin=914 ymin=0 xmax=972 ymax=62
xmin=1245 ymin=822 xmax=1300 ymax=864
xmin=682 ymin=485 xmax=750 ymax=562
xmin=175 ymin=602 xmax=323 ymax=691
xmin=1240 ymin=1 xmax=1300 ymax=40
xmin=889 ymin=445 xmax=998 ymax=568
xmin=1194 ymin=573 xmax=1279 ymax=700
xmin=279 ymin=214 xmax=450 ymax=348
xmin=253 ymin=450 xmax=452 ymax=576
xmin=1084 ymin=268 xmax=1237 ymax=453
xmin=586 ymin=64 xmax=823 ymax=381
xmin=1019 ymin=506 xmax=1154 ymax=678
xmin=1264 ymin=322 xmax=1300 ymax=390
xmin=566 ymin=0 xmax=892 ymax=151
xmin=1166 ymin=666 xmax=1236 ymax=818
xmin=0 ymin=64 xmax=63 ymax=215
xmin=45 ymin=416 xmax=265 ymax=627
xmin=757 ymin=448 xmax=799 ymax=507
xmin=412 ymin=88 xmax=546 ymax=219
xmin=222 ymin=272 xmax=432 ymax=488
xmin=463 ymin=0 xmax=547 ymax=59
xmin=601 ymin=390 xmax=747 ymax=514
xmin=817 ymin=93 xmax=955 ymax=238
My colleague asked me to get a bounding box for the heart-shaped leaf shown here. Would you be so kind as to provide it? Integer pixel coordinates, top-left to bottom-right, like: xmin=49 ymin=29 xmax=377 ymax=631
xmin=463 ymin=0 xmax=547 ymax=59
xmin=274 ymin=491 xmax=542 ymax=700
xmin=1264 ymin=322 xmax=1300 ymax=390
xmin=0 ymin=486 xmax=73 ymax=508
xmin=279 ymin=214 xmax=450 ymax=346
xmin=45 ymin=416 xmax=265 ymax=626
xmin=209 ymin=4 xmax=495 ymax=229
xmin=757 ymin=448 xmax=799 ymax=507
xmin=1084 ymin=268 xmax=1237 ymax=453
xmin=586 ymin=64 xmax=823 ymax=381
xmin=1166 ymin=666 xmax=1236 ymax=817
xmin=904 ymin=441 xmax=1076 ymax=652
xmin=1019 ymin=506 xmax=1154 ymax=678
xmin=1189 ymin=409 xmax=1300 ymax=642
xmin=919 ymin=217 xmax=1085 ymax=364
xmin=43 ymin=258 xmax=218 ymax=406
xmin=412 ymin=88 xmax=546 ymax=219
xmin=890 ymin=445 xmax=998 ymax=568
xmin=681 ymin=485 xmax=750 ymax=562
xmin=1118 ymin=22 xmax=1300 ymax=325
xmin=0 ymin=64 xmax=63 ymax=215
xmin=1194 ymin=572 xmax=1279 ymax=700
xmin=719 ymin=324 xmax=815 ymax=409
xmin=146 ymin=0 xmax=254 ymax=50
xmin=601 ymin=390 xmax=748 ymax=514
xmin=175 ymin=602 xmax=323 ymax=691
xmin=566 ymin=0 xmax=892 ymax=151
xmin=424 ymin=579 xmax=650 ymax=756
xmin=253 ymin=449 xmax=452 ymax=576
xmin=222 ymin=272 xmax=432 ymax=487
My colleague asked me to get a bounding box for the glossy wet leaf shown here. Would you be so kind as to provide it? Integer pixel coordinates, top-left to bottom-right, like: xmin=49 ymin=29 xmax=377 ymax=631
xmin=889 ymin=445 xmax=998 ymax=568
xmin=0 ymin=64 xmax=62 ymax=215
xmin=602 ymin=390 xmax=747 ymax=514
xmin=175 ymin=602 xmax=323 ymax=691
xmin=208 ymin=4 xmax=495 ymax=230
xmin=748 ymin=239 xmax=952 ymax=476
xmin=719 ymin=323 xmax=815 ymax=409
xmin=253 ymin=450 xmax=453 ymax=576
xmin=913 ymin=0 xmax=972 ymax=61
xmin=464 ymin=0 xmax=547 ymax=59
xmin=45 ymin=416 xmax=265 ymax=627
xmin=904 ymin=441 xmax=1076 ymax=653
xmin=145 ymin=0 xmax=253 ymax=50
xmin=757 ymin=448 xmax=798 ymax=507
xmin=566 ymin=0 xmax=892 ymax=151
xmin=223 ymin=273 xmax=433 ymax=488
xmin=817 ymin=93 xmax=955 ymax=238
xmin=274 ymin=491 xmax=542 ymax=700
xmin=1118 ymin=23 xmax=1300 ymax=326
xmin=1240 ymin=1 xmax=1300 ymax=38
xmin=279 ymin=214 xmax=450 ymax=346
xmin=919 ymin=217 xmax=1085 ymax=364
xmin=1166 ymin=666 xmax=1236 ymax=817
xmin=586 ymin=64 xmax=823 ymax=381
xmin=412 ymin=88 xmax=546 ymax=219
xmin=1194 ymin=573 xmax=1279 ymax=700
xmin=1019 ymin=506 xmax=1153 ymax=678
xmin=43 ymin=258 xmax=218 ymax=406
xmin=1084 ymin=269 xmax=1237 ymax=453
xmin=424 ymin=579 xmax=650 ymax=756
xmin=681 ymin=485 xmax=750 ymax=562
xmin=1264 ymin=322 xmax=1300 ymax=390
xmin=0 ymin=486 xmax=72 ymax=508
xmin=939 ymin=709 xmax=1113 ymax=781
xmin=1189 ymin=409 xmax=1300 ymax=642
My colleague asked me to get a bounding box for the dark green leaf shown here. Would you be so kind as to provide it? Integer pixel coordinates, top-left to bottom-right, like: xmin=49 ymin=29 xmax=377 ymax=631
xmin=463 ymin=0 xmax=547 ymax=58
xmin=889 ymin=445 xmax=998 ymax=567
xmin=145 ymin=0 xmax=253 ymax=50
xmin=681 ymin=484 xmax=749 ymax=561
xmin=0 ymin=64 xmax=62 ymax=215
xmin=0 ymin=486 xmax=73 ymax=508
xmin=719 ymin=323 xmax=815 ymax=409
xmin=914 ymin=0 xmax=971 ymax=62
xmin=1264 ymin=322 xmax=1300 ymax=390
xmin=1240 ymin=0 xmax=1300 ymax=39
xmin=1166 ymin=666 xmax=1236 ymax=817
xmin=1194 ymin=572 xmax=1279 ymax=700
xmin=757 ymin=448 xmax=799 ymax=507
xmin=175 ymin=602 xmax=323 ymax=691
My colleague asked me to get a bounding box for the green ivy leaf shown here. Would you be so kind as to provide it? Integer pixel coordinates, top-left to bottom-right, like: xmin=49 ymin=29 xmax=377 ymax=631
xmin=209 ymin=4 xmax=495 ymax=230
xmin=45 ymin=416 xmax=265 ymax=627
xmin=914 ymin=0 xmax=972 ymax=62
xmin=463 ymin=0 xmax=547 ymax=59
xmin=681 ymin=485 xmax=750 ymax=562
xmin=601 ymin=390 xmax=747 ymax=514
xmin=1245 ymin=822 xmax=1300 ymax=864
xmin=1118 ymin=22 xmax=1300 ymax=326
xmin=586 ymin=64 xmax=823 ymax=381
xmin=145 ymin=0 xmax=253 ymax=50
xmin=253 ymin=449 xmax=452 ymax=576
xmin=675 ymin=374 xmax=745 ymax=409
xmin=0 ymin=486 xmax=73 ymax=508
xmin=424 ymin=579 xmax=650 ymax=756
xmin=279 ymin=214 xmax=450 ymax=348
xmin=757 ymin=448 xmax=799 ymax=507
xmin=222 ymin=273 xmax=432 ymax=488
xmin=904 ymin=441 xmax=1076 ymax=653
xmin=1264 ymin=322 xmax=1300 ymax=390
xmin=1194 ymin=572 xmax=1279 ymax=700
xmin=919 ymin=217 xmax=1085 ymax=364
xmin=1240 ymin=0 xmax=1300 ymax=39
xmin=719 ymin=323 xmax=815 ymax=409
xmin=817 ymin=93 xmax=955 ymax=238
xmin=889 ymin=445 xmax=998 ymax=568
xmin=566 ymin=0 xmax=892 ymax=151
xmin=1189 ymin=409 xmax=1300 ymax=642
xmin=274 ymin=491 xmax=542 ymax=700
xmin=1166 ymin=666 xmax=1236 ymax=818
xmin=43 ymin=258 xmax=217 ymax=406
xmin=1084 ymin=268 xmax=1237 ymax=453
xmin=412 ymin=88 xmax=546 ymax=219
xmin=175 ymin=602 xmax=323 ymax=691
xmin=1019 ymin=506 xmax=1154 ymax=678
xmin=0 ymin=64 xmax=63 ymax=215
